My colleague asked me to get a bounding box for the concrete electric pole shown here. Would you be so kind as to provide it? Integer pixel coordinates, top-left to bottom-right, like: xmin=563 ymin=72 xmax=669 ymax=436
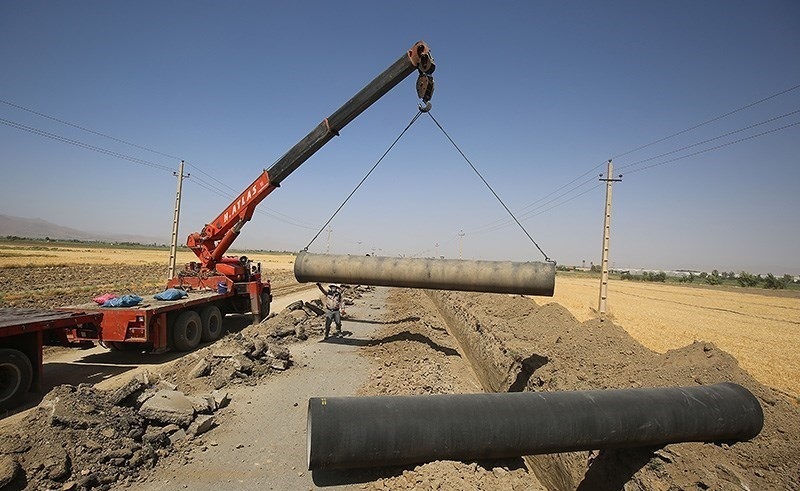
xmin=168 ymin=160 xmax=189 ymax=279
xmin=598 ymin=160 xmax=622 ymax=318
xmin=458 ymin=230 xmax=465 ymax=259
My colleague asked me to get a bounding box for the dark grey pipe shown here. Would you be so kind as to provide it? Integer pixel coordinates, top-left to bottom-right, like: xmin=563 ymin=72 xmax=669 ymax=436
xmin=307 ymin=383 xmax=763 ymax=470
xmin=294 ymin=251 xmax=556 ymax=296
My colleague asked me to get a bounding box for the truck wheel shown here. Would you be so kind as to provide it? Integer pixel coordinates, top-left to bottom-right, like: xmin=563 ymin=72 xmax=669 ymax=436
xmin=260 ymin=291 xmax=272 ymax=321
xmin=200 ymin=305 xmax=223 ymax=342
xmin=0 ymin=348 xmax=33 ymax=411
xmin=172 ymin=311 xmax=202 ymax=351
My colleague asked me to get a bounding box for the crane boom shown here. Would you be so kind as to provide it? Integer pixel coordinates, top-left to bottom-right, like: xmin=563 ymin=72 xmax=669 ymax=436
xmin=186 ymin=41 xmax=435 ymax=273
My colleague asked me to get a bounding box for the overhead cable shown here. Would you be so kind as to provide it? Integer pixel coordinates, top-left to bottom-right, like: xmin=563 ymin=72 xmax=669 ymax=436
xmin=0 ymin=98 xmax=183 ymax=161
xmin=0 ymin=117 xmax=174 ymax=172
xmin=611 ymin=82 xmax=800 ymax=160
xmin=617 ymin=109 xmax=800 ymax=172
xmin=624 ymin=120 xmax=800 ymax=175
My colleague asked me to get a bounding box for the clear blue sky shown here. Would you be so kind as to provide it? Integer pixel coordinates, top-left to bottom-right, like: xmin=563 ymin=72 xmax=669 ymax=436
xmin=1 ymin=1 xmax=798 ymax=275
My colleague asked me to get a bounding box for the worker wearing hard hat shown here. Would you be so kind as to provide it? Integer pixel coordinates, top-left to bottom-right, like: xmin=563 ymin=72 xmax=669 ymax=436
xmin=316 ymin=282 xmax=343 ymax=339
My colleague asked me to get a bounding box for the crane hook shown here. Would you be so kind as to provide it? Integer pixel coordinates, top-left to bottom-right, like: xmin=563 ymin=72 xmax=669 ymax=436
xmin=419 ymin=101 xmax=432 ymax=113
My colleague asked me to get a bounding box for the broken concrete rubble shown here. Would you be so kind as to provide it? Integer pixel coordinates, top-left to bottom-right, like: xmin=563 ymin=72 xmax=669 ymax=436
xmin=0 ymin=287 xmax=330 ymax=490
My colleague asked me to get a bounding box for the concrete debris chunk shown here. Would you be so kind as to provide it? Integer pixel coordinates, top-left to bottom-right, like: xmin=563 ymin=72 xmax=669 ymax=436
xmin=304 ymin=301 xmax=325 ymax=316
xmin=188 ymin=358 xmax=211 ymax=379
xmin=187 ymin=395 xmax=214 ymax=414
xmin=267 ymin=345 xmax=290 ymax=361
xmin=270 ymin=359 xmax=289 ymax=371
xmin=156 ymin=380 xmax=178 ymax=391
xmin=107 ymin=378 xmax=145 ymax=406
xmin=211 ymin=390 xmax=230 ymax=409
xmin=250 ymin=337 xmax=268 ymax=358
xmin=285 ymin=300 xmax=304 ymax=311
xmin=188 ymin=414 xmax=215 ymax=437
xmin=168 ymin=429 xmax=187 ymax=445
xmin=142 ymin=427 xmax=170 ymax=447
xmin=138 ymin=390 xmax=196 ymax=426
xmin=232 ymin=354 xmax=254 ymax=373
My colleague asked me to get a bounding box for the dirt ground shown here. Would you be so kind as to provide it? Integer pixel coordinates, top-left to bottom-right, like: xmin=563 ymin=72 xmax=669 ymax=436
xmin=1 ymin=250 xmax=798 ymax=490
xmin=552 ymin=275 xmax=800 ymax=399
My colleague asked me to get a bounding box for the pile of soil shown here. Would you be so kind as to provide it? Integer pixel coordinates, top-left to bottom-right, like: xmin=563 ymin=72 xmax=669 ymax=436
xmin=354 ymin=289 xmax=799 ymax=490
xmin=427 ymin=290 xmax=800 ymax=491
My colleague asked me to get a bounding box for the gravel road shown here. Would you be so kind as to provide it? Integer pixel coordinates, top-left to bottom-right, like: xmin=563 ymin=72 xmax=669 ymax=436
xmin=128 ymin=288 xmax=390 ymax=490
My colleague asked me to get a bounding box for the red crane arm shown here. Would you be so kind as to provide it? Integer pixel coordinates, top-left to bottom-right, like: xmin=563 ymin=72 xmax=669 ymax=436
xmin=186 ymin=169 xmax=276 ymax=268
xmin=185 ymin=41 xmax=435 ymax=273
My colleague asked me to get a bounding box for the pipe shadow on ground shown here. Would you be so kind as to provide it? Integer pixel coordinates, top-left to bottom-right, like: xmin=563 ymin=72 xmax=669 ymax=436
xmin=323 ymin=330 xmax=460 ymax=357
xmin=312 ymin=457 xmax=527 ymax=487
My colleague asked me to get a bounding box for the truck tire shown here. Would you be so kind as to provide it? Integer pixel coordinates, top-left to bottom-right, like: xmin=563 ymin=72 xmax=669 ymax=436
xmin=260 ymin=291 xmax=272 ymax=321
xmin=200 ymin=305 xmax=223 ymax=342
xmin=172 ymin=310 xmax=202 ymax=351
xmin=0 ymin=348 xmax=33 ymax=411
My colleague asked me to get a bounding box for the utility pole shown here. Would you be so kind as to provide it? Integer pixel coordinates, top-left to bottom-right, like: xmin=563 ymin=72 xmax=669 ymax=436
xmin=458 ymin=230 xmax=465 ymax=259
xmin=168 ymin=161 xmax=189 ymax=279
xmin=598 ymin=160 xmax=622 ymax=318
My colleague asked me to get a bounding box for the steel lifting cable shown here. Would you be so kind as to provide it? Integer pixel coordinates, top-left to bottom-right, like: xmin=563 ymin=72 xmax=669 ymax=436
xmin=304 ymin=109 xmax=424 ymax=250
xmin=425 ymin=111 xmax=553 ymax=263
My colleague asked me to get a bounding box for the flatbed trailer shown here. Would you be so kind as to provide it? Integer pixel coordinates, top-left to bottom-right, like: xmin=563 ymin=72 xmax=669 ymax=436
xmin=61 ymin=279 xmax=270 ymax=353
xmin=0 ymin=308 xmax=102 ymax=411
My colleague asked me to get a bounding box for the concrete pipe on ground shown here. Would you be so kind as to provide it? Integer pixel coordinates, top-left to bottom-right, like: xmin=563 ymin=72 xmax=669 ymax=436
xmin=293 ymin=251 xmax=556 ymax=296
xmin=307 ymin=382 xmax=763 ymax=470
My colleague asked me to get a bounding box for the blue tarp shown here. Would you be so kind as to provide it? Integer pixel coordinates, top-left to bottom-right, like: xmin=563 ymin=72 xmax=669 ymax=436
xmin=102 ymin=294 xmax=143 ymax=308
xmin=154 ymin=288 xmax=189 ymax=301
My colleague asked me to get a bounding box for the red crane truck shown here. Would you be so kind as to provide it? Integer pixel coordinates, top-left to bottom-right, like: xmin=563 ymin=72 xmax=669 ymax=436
xmin=0 ymin=41 xmax=435 ymax=411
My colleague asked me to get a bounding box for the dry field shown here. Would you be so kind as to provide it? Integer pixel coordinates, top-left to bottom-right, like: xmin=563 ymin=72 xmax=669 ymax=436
xmin=0 ymin=243 xmax=296 ymax=270
xmin=2 ymin=242 xmax=796 ymax=398
xmin=550 ymin=274 xmax=800 ymax=399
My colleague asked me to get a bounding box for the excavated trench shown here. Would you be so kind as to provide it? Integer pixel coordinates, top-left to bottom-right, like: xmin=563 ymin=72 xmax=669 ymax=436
xmin=426 ymin=290 xmax=581 ymax=490
xmin=421 ymin=289 xmax=799 ymax=491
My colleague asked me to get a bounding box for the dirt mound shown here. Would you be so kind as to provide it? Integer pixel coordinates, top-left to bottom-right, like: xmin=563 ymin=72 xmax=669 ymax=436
xmin=371 ymin=461 xmax=534 ymax=490
xmin=428 ymin=290 xmax=800 ymax=491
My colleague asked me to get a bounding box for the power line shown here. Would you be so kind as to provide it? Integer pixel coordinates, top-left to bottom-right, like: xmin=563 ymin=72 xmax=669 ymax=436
xmin=467 ymin=84 xmax=800 ymax=235
xmin=0 ymin=98 xmax=183 ymax=161
xmin=617 ymin=109 xmax=800 ymax=172
xmin=0 ymin=117 xmax=174 ymax=172
xmin=611 ymin=82 xmax=800 ymax=160
xmin=624 ymin=120 xmax=800 ymax=175
xmin=469 ymin=113 xmax=800 ymax=236
xmin=0 ymin=101 xmax=317 ymax=230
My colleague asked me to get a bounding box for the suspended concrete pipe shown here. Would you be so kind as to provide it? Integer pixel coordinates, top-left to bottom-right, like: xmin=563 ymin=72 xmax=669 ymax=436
xmin=307 ymin=382 xmax=763 ymax=470
xmin=293 ymin=251 xmax=556 ymax=296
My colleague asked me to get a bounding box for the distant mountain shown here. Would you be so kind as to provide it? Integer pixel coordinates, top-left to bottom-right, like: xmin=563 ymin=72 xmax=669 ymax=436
xmin=0 ymin=214 xmax=167 ymax=245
